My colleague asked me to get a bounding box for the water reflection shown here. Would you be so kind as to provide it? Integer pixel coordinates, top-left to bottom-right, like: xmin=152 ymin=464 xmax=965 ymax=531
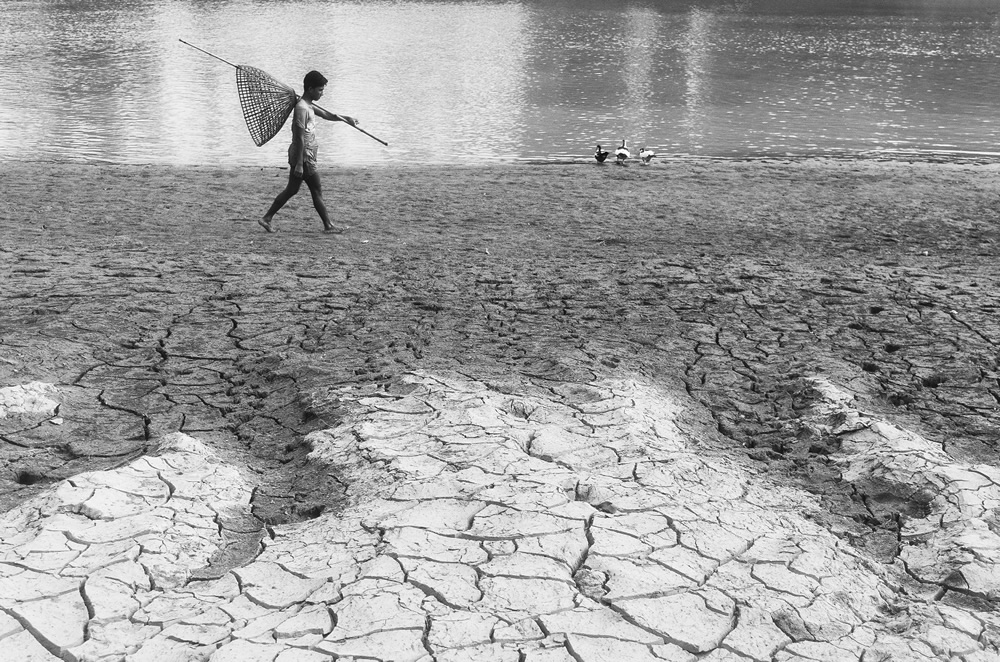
xmin=0 ymin=0 xmax=998 ymax=166
xmin=679 ymin=7 xmax=716 ymax=150
xmin=620 ymin=7 xmax=659 ymax=149
xmin=335 ymin=2 xmax=530 ymax=160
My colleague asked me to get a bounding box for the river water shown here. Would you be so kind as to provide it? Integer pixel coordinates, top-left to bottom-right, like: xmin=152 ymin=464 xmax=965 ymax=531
xmin=1 ymin=0 xmax=998 ymax=166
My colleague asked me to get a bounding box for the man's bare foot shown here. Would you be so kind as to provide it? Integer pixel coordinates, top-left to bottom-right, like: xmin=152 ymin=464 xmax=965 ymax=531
xmin=258 ymin=218 xmax=275 ymax=233
xmin=323 ymin=224 xmax=349 ymax=234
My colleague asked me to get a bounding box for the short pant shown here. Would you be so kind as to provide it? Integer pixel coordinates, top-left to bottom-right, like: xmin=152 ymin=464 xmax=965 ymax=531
xmin=288 ymin=143 xmax=318 ymax=177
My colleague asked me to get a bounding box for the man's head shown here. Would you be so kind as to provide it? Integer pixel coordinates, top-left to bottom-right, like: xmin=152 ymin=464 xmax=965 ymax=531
xmin=303 ymin=70 xmax=328 ymax=93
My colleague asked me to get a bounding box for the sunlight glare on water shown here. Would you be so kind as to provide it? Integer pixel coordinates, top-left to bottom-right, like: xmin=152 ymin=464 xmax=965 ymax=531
xmin=0 ymin=0 xmax=998 ymax=166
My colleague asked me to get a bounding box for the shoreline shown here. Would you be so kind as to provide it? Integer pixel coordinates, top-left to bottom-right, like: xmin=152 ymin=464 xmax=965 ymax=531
xmin=6 ymin=150 xmax=1000 ymax=171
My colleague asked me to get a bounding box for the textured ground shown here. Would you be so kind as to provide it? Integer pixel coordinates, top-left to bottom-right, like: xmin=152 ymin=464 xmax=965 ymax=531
xmin=1 ymin=159 xmax=1000 ymax=660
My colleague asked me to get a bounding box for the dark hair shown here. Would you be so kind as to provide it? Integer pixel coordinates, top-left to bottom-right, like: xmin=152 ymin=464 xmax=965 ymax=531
xmin=303 ymin=70 xmax=328 ymax=91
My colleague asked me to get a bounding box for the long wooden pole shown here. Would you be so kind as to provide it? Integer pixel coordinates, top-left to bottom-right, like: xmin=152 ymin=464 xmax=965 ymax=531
xmin=178 ymin=39 xmax=238 ymax=67
xmin=179 ymin=40 xmax=389 ymax=147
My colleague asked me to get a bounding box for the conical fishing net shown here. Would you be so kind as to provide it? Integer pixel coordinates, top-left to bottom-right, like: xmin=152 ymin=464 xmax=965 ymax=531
xmin=235 ymin=65 xmax=298 ymax=147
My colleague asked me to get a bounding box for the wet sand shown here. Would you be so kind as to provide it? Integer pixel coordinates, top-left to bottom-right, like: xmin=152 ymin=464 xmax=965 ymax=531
xmin=2 ymin=157 xmax=1000 ymax=561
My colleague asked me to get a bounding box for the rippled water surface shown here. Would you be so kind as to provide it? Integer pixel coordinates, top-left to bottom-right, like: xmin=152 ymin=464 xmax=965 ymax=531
xmin=1 ymin=0 xmax=998 ymax=165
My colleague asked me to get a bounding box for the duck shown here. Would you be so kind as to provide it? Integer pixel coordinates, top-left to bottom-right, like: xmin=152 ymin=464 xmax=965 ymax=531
xmin=594 ymin=145 xmax=609 ymax=163
xmin=615 ymin=139 xmax=630 ymax=165
xmin=639 ymin=147 xmax=656 ymax=164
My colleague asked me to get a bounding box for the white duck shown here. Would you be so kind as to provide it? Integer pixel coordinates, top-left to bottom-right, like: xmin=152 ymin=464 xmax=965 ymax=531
xmin=639 ymin=147 xmax=656 ymax=164
xmin=614 ymin=139 xmax=630 ymax=165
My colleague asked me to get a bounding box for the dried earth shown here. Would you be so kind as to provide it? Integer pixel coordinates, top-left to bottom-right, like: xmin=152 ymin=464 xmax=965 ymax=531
xmin=1 ymin=159 xmax=999 ymax=660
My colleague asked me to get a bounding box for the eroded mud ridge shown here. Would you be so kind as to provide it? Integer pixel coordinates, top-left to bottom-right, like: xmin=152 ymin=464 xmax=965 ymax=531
xmin=1 ymin=160 xmax=999 ymax=660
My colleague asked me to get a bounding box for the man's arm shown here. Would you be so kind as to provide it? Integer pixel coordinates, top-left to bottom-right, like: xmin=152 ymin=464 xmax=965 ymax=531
xmin=289 ymin=125 xmax=305 ymax=177
xmin=314 ymin=106 xmax=357 ymax=126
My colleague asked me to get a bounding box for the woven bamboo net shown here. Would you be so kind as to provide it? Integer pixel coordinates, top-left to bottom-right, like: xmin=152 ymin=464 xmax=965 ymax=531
xmin=235 ymin=65 xmax=298 ymax=147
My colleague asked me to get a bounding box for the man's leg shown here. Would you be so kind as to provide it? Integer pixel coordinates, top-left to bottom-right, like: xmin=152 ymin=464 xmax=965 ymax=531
xmin=261 ymin=173 xmax=303 ymax=231
xmin=303 ymin=172 xmax=341 ymax=232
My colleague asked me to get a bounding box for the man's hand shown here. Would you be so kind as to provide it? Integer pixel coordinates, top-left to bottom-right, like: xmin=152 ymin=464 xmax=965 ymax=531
xmin=339 ymin=115 xmax=358 ymax=127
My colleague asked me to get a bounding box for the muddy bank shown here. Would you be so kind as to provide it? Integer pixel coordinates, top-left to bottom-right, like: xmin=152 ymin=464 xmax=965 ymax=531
xmin=2 ymin=158 xmax=1000 ymax=560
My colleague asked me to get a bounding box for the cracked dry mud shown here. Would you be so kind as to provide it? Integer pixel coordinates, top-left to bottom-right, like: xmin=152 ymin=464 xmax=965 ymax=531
xmin=1 ymin=159 xmax=999 ymax=661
